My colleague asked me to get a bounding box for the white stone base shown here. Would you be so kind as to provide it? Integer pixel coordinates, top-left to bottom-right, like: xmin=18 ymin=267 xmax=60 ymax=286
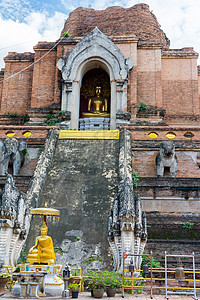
xmin=44 ymin=274 xmax=64 ymax=296
xmin=79 ymin=117 xmax=110 ymax=130
xmin=19 ymin=264 xmax=64 ymax=296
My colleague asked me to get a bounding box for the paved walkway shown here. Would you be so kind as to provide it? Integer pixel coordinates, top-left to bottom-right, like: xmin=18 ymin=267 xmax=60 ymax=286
xmin=0 ymin=291 xmax=198 ymax=300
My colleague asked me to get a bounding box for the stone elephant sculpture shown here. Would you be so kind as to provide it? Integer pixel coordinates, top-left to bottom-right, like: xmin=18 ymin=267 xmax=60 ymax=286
xmin=156 ymin=141 xmax=177 ymax=177
xmin=0 ymin=138 xmax=27 ymax=176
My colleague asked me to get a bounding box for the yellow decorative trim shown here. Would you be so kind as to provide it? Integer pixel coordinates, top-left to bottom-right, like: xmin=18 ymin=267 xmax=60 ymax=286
xmin=6 ymin=132 xmax=16 ymax=137
xmin=53 ymin=265 xmax=62 ymax=274
xmin=23 ymin=131 xmax=32 ymax=137
xmin=59 ymin=130 xmax=119 ymax=140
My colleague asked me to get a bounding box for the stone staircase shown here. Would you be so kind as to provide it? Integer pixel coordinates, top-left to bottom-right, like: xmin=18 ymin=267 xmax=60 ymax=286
xmin=26 ymin=136 xmax=119 ymax=270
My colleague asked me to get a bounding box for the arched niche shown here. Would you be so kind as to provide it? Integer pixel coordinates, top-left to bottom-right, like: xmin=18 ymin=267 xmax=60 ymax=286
xmin=79 ymin=68 xmax=111 ymax=119
xmin=57 ymin=27 xmax=133 ymax=129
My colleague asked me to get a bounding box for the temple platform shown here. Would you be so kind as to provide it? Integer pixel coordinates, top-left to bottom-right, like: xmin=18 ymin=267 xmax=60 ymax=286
xmin=15 ymin=264 xmax=64 ymax=296
xmin=79 ymin=117 xmax=110 ymax=130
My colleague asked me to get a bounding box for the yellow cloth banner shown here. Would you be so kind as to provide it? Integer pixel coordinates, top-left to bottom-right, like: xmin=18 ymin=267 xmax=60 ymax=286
xmin=59 ymin=130 xmax=119 ymax=140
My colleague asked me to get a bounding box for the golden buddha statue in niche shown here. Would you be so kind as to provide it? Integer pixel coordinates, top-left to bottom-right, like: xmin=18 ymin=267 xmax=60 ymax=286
xmin=82 ymin=86 xmax=110 ymax=118
xmin=27 ymin=222 xmax=56 ymax=265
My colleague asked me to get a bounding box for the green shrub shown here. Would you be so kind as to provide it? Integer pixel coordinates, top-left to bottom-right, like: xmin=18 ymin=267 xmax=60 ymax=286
xmin=102 ymin=270 xmax=122 ymax=288
xmin=139 ymin=102 xmax=148 ymax=111
xmin=132 ymin=171 xmax=140 ymax=189
xmin=69 ymin=281 xmax=79 ymax=291
xmin=8 ymin=112 xmax=18 ymax=118
xmin=182 ymin=222 xmax=194 ymax=229
xmin=17 ymin=251 xmax=28 ymax=264
xmin=141 ymin=254 xmax=162 ymax=274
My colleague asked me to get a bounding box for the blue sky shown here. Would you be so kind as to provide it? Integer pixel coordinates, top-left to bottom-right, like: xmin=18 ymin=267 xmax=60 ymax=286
xmin=0 ymin=0 xmax=200 ymax=68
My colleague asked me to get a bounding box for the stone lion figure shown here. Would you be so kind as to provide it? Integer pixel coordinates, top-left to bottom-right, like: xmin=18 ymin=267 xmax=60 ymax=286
xmin=156 ymin=141 xmax=177 ymax=177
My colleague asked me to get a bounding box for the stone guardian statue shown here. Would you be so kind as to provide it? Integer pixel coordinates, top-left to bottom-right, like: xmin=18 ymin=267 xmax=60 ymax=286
xmin=156 ymin=141 xmax=177 ymax=177
xmin=0 ymin=138 xmax=27 ymax=176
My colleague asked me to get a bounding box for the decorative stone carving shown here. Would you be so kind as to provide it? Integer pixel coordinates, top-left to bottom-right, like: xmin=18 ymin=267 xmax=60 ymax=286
xmin=79 ymin=117 xmax=110 ymax=130
xmin=57 ymin=27 xmax=133 ymax=129
xmin=0 ymin=138 xmax=27 ymax=176
xmin=156 ymin=141 xmax=177 ymax=177
xmin=26 ymin=129 xmax=59 ymax=208
xmin=0 ymin=175 xmax=29 ymax=269
xmin=108 ymin=129 xmax=147 ymax=272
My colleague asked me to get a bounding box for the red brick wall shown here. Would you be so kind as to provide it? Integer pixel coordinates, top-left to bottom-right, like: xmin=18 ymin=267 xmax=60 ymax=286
xmin=162 ymin=80 xmax=197 ymax=115
xmin=117 ymin=42 xmax=138 ymax=109
xmin=137 ymin=48 xmax=162 ymax=107
xmin=161 ymin=58 xmax=199 ymax=115
xmin=1 ymin=61 xmax=33 ymax=114
xmin=31 ymin=48 xmax=57 ymax=109
xmin=133 ymin=150 xmax=200 ymax=178
xmin=198 ymin=72 xmax=200 ymax=110
xmin=0 ymin=71 xmax=4 ymax=104
xmin=0 ymin=125 xmax=54 ymax=139
xmin=123 ymin=126 xmax=200 ymax=141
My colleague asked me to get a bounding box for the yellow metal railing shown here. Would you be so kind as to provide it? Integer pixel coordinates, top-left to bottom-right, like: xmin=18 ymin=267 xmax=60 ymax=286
xmin=70 ymin=268 xmax=84 ymax=292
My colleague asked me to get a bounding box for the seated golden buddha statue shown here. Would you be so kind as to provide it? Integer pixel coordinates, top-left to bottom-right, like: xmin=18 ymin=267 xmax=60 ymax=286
xmin=82 ymin=86 xmax=110 ymax=118
xmin=27 ymin=222 xmax=56 ymax=265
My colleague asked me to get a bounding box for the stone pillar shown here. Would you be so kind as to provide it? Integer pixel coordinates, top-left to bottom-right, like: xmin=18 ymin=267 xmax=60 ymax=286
xmin=62 ymin=81 xmax=72 ymax=111
xmin=70 ymin=81 xmax=80 ymax=129
xmin=116 ymin=81 xmax=124 ymax=112
xmin=110 ymin=81 xmax=117 ymax=130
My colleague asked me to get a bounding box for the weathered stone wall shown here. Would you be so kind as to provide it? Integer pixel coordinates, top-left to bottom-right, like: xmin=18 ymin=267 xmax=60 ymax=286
xmin=145 ymin=212 xmax=200 ymax=268
xmin=26 ymin=128 xmax=59 ymax=208
xmin=146 ymin=239 xmax=200 ymax=269
xmin=26 ymin=137 xmax=119 ymax=271
xmin=137 ymin=177 xmax=200 ymax=213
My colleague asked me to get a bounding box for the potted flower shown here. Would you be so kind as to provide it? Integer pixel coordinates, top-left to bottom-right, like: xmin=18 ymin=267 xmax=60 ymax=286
xmin=0 ymin=273 xmax=12 ymax=294
xmin=69 ymin=268 xmax=82 ymax=292
xmin=68 ymin=281 xmax=79 ymax=298
xmin=87 ymin=270 xmax=104 ymax=298
xmin=102 ymin=271 xmax=122 ymax=297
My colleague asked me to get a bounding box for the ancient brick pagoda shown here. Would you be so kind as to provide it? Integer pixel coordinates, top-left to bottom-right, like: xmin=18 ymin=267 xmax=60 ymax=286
xmin=0 ymin=4 xmax=200 ymax=271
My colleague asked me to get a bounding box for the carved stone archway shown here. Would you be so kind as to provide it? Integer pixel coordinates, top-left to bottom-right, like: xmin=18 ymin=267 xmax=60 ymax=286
xmin=57 ymin=27 xmax=133 ymax=129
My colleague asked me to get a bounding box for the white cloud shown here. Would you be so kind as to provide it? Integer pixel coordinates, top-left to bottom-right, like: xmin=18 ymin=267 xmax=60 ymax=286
xmin=0 ymin=11 xmax=66 ymax=69
xmin=128 ymin=0 xmax=200 ymax=57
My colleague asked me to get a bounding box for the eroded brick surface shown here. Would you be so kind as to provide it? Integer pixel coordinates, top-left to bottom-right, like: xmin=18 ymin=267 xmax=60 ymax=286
xmin=61 ymin=4 xmax=168 ymax=47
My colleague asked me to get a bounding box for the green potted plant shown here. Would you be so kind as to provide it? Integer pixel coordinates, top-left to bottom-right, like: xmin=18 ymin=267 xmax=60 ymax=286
xmin=102 ymin=270 xmax=122 ymax=297
xmin=87 ymin=270 xmax=104 ymax=298
xmin=69 ymin=268 xmax=82 ymax=290
xmin=0 ymin=273 xmax=12 ymax=294
xmin=68 ymin=281 xmax=79 ymax=298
